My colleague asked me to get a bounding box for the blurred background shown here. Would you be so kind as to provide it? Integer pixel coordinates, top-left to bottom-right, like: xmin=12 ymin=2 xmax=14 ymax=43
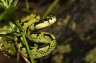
xmin=0 ymin=0 xmax=96 ymax=63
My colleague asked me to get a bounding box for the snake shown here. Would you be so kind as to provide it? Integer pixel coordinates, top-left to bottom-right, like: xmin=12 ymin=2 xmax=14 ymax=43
xmin=0 ymin=13 xmax=57 ymax=59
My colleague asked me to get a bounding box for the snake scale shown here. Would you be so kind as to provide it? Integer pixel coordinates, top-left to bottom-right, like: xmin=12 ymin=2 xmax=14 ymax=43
xmin=0 ymin=13 xmax=57 ymax=59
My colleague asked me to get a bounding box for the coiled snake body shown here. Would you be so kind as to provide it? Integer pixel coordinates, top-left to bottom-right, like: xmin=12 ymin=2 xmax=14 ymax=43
xmin=0 ymin=13 xmax=57 ymax=59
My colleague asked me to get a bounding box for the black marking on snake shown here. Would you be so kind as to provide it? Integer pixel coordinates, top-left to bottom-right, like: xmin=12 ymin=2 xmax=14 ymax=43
xmin=16 ymin=36 xmax=22 ymax=44
xmin=38 ymin=43 xmax=50 ymax=48
xmin=34 ymin=20 xmax=44 ymax=25
xmin=21 ymin=20 xmax=29 ymax=26
xmin=29 ymin=31 xmax=36 ymax=35
xmin=44 ymin=33 xmax=54 ymax=40
xmin=27 ymin=38 xmax=50 ymax=49
xmin=26 ymin=27 xmax=29 ymax=33
xmin=34 ymin=17 xmax=52 ymax=25
xmin=20 ymin=46 xmax=24 ymax=50
xmin=45 ymin=17 xmax=52 ymax=23
xmin=29 ymin=32 xmax=40 ymax=38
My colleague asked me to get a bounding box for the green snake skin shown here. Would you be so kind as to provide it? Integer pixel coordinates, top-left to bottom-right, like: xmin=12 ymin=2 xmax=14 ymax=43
xmin=0 ymin=13 xmax=57 ymax=59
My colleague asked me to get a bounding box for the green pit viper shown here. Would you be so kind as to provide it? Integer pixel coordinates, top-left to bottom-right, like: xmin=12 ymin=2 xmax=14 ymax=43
xmin=0 ymin=13 xmax=57 ymax=59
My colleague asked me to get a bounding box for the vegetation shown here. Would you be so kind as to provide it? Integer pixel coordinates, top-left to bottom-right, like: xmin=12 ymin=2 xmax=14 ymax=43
xmin=0 ymin=0 xmax=96 ymax=63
